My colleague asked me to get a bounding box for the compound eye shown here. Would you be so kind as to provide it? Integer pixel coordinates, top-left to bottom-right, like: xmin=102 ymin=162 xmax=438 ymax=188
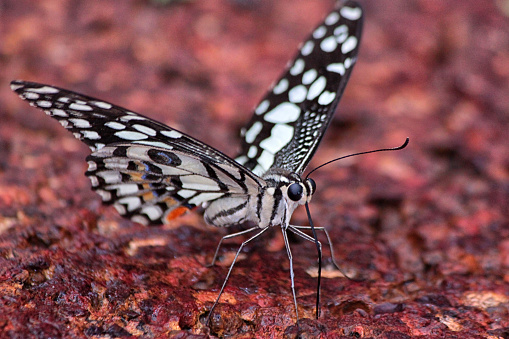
xmin=287 ymin=183 xmax=303 ymax=201
xmin=307 ymin=178 xmax=316 ymax=194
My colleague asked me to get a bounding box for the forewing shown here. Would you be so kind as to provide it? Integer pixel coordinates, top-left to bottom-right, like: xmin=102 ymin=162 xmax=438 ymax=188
xmin=11 ymin=81 xmax=263 ymax=225
xmin=236 ymin=1 xmax=363 ymax=175
xmin=11 ymin=81 xmax=251 ymax=167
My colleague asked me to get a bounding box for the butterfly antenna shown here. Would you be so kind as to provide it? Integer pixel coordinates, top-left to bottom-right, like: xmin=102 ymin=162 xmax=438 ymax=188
xmin=305 ymin=137 xmax=409 ymax=180
xmin=305 ymin=202 xmax=322 ymax=319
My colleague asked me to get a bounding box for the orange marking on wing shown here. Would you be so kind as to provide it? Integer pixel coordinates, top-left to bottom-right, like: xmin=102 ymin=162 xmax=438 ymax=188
xmin=129 ymin=172 xmax=144 ymax=181
xmin=142 ymin=192 xmax=155 ymax=202
xmin=125 ymin=162 xmax=148 ymax=182
xmin=162 ymin=196 xmax=178 ymax=207
xmin=166 ymin=206 xmax=188 ymax=222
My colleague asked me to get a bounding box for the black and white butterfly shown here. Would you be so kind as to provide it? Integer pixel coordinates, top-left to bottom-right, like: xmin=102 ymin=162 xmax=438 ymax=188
xmin=11 ymin=0 xmax=363 ymax=323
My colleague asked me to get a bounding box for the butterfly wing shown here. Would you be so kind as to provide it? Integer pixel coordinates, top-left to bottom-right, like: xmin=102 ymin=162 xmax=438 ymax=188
xmin=11 ymin=81 xmax=263 ymax=225
xmin=236 ymin=1 xmax=363 ymax=176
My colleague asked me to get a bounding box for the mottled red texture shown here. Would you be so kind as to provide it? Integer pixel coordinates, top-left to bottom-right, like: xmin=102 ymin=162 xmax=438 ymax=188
xmin=1 ymin=0 xmax=508 ymax=337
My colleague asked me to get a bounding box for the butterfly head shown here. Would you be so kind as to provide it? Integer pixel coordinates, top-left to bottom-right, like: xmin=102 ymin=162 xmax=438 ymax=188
xmin=263 ymin=169 xmax=316 ymax=209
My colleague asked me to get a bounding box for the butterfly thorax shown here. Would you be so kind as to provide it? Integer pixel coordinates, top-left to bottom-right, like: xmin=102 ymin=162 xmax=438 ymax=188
xmin=204 ymin=168 xmax=315 ymax=229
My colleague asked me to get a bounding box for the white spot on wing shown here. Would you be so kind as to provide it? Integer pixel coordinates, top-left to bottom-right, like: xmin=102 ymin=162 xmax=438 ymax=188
xmin=113 ymin=203 xmax=126 ymax=215
xmin=96 ymin=190 xmax=112 ymax=201
xmin=327 ymin=63 xmax=345 ymax=75
xmin=288 ymin=85 xmax=307 ymax=104
xmin=69 ymin=103 xmax=93 ymax=111
xmin=320 ymin=36 xmax=338 ymax=52
xmin=141 ymin=206 xmax=163 ymax=221
xmin=118 ymin=196 xmax=142 ymax=211
xmin=103 ymin=157 xmax=129 ymax=170
xmin=245 ymin=121 xmax=263 ymax=143
xmin=307 ymin=76 xmax=327 ymax=100
xmin=340 ymin=6 xmax=362 ymax=21
xmin=334 ymin=25 xmax=348 ymax=43
xmin=87 ymin=161 xmax=97 ymax=171
xmin=97 ymin=171 xmax=122 ymax=184
xmin=131 ymin=215 xmax=148 ymax=225
xmin=105 ymin=121 xmax=126 ymax=130
xmin=344 ymin=58 xmax=353 ymax=69
xmin=94 ymin=101 xmax=112 ymax=109
xmin=133 ymin=124 xmax=157 ymax=136
xmin=178 ymin=189 xmax=195 ymax=199
xmin=301 ymin=41 xmax=314 ymax=56
xmin=82 ymin=131 xmax=101 ymax=140
xmin=312 ymin=26 xmax=327 ymax=39
xmin=10 ymin=83 xmax=23 ymax=91
xmin=302 ymin=69 xmax=317 ymax=85
xmin=27 ymin=86 xmax=59 ymax=94
xmin=273 ymin=78 xmax=289 ymax=95
xmin=318 ymin=91 xmax=336 ymax=105
xmin=257 ymin=150 xmax=275 ymax=170
xmin=115 ymin=131 xmax=149 ymax=140
xmin=120 ymin=115 xmax=146 ymax=121
xmin=252 ymin=164 xmax=265 ymax=176
xmin=51 ymin=109 xmax=68 ymax=117
xmin=341 ymin=36 xmax=358 ymax=54
xmin=69 ymin=118 xmax=91 ymax=128
xmin=255 ymin=100 xmax=270 ymax=115
xmin=248 ymin=146 xmax=257 ymax=158
xmin=23 ymin=92 xmax=39 ymax=100
xmin=108 ymin=184 xmax=139 ymax=196
xmin=160 ymin=130 xmax=182 ymax=138
xmin=235 ymin=155 xmax=248 ymax=165
xmin=89 ymin=176 xmax=99 ymax=187
xmin=325 ymin=12 xmax=340 ymax=25
xmin=289 ymin=59 xmax=305 ymax=76
xmin=36 ymin=100 xmax=52 ymax=108
xmin=263 ymin=103 xmax=300 ymax=124
xmin=259 ymin=124 xmax=294 ymax=154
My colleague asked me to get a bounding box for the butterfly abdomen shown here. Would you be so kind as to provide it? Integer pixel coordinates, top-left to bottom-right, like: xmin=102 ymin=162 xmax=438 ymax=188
xmin=204 ymin=196 xmax=252 ymax=227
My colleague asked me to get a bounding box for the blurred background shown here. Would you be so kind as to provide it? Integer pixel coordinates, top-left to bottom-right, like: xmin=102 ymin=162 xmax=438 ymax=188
xmin=0 ymin=0 xmax=508 ymax=336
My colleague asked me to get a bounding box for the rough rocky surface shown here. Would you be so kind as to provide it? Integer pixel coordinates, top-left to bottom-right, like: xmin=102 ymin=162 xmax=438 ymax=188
xmin=1 ymin=0 xmax=508 ymax=337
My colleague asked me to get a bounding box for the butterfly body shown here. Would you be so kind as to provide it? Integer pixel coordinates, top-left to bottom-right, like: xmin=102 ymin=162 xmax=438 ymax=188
xmin=11 ymin=0 xmax=363 ymax=321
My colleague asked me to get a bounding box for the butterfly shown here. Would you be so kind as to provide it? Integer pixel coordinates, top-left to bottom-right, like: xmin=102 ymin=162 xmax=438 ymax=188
xmin=11 ymin=0 xmax=363 ymax=324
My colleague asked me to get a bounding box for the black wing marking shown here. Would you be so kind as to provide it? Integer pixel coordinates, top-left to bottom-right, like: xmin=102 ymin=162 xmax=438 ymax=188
xmin=236 ymin=1 xmax=363 ymax=176
xmin=11 ymin=81 xmax=263 ymax=225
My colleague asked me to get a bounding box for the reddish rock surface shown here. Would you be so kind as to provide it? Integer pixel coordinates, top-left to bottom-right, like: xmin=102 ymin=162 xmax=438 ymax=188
xmin=1 ymin=0 xmax=508 ymax=337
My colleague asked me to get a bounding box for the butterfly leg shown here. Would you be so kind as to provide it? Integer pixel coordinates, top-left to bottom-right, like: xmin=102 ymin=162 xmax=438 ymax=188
xmin=282 ymin=225 xmax=300 ymax=321
xmin=287 ymin=226 xmax=324 ymax=273
xmin=206 ymin=227 xmax=270 ymax=326
xmin=289 ymin=225 xmax=342 ymax=271
xmin=207 ymin=226 xmax=260 ymax=267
